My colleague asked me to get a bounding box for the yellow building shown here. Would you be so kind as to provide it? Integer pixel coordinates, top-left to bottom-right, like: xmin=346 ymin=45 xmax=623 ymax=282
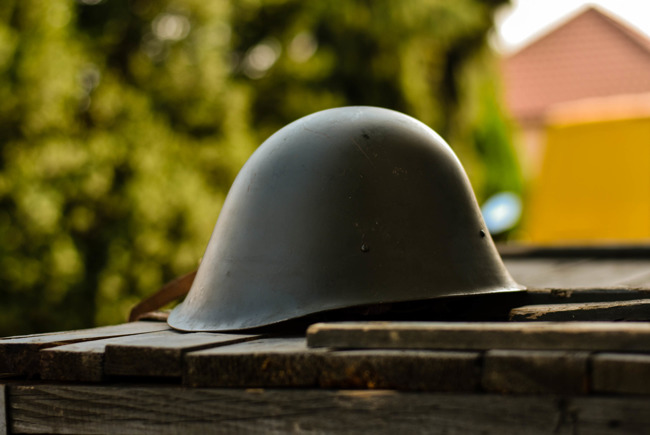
xmin=525 ymin=94 xmax=650 ymax=244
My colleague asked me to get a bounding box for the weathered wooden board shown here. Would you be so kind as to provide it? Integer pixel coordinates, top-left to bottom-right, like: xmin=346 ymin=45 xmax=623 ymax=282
xmin=482 ymin=350 xmax=590 ymax=394
xmin=505 ymin=258 xmax=595 ymax=288
xmin=0 ymin=322 xmax=170 ymax=377
xmin=567 ymin=396 xmax=650 ymax=434
xmin=40 ymin=336 xmax=127 ymax=382
xmin=0 ymin=384 xmax=6 ymax=435
xmin=504 ymin=258 xmax=650 ymax=288
xmin=498 ymin=244 xmax=650 ymax=258
xmin=185 ymin=337 xmax=324 ymax=387
xmin=510 ymin=299 xmax=650 ymax=321
xmin=0 ymin=330 xmax=76 ymax=341
xmin=307 ymin=321 xmax=650 ymax=351
xmin=104 ymin=330 xmax=258 ymax=377
xmin=185 ymin=337 xmax=480 ymax=391
xmin=41 ymin=333 xmax=194 ymax=382
xmin=592 ymin=353 xmax=650 ymax=395
xmin=320 ymin=349 xmax=480 ymax=391
xmin=10 ymin=384 xmax=650 ymax=434
xmin=524 ymin=288 xmax=650 ymax=305
xmin=615 ymin=269 xmax=650 ymax=288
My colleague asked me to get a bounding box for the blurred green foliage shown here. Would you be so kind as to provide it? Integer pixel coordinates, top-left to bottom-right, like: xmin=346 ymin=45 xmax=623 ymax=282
xmin=0 ymin=0 xmax=518 ymax=335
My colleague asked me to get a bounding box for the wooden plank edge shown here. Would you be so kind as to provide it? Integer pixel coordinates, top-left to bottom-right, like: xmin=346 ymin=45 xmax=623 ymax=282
xmin=0 ymin=321 xmax=169 ymax=341
xmin=592 ymin=353 xmax=650 ymax=395
xmin=104 ymin=333 xmax=261 ymax=378
xmin=524 ymin=288 xmax=650 ymax=305
xmin=0 ymin=322 xmax=170 ymax=378
xmin=185 ymin=347 xmax=481 ymax=391
xmin=510 ymin=299 xmax=650 ymax=322
xmin=186 ymin=345 xmax=595 ymax=395
xmin=498 ymin=244 xmax=650 ymax=258
xmin=8 ymin=384 xmax=650 ymax=434
xmin=306 ymin=321 xmax=650 ymax=352
xmin=481 ymin=350 xmax=590 ymax=395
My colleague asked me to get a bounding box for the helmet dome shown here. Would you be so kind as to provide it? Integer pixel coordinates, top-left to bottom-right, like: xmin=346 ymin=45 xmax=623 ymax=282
xmin=168 ymin=106 xmax=523 ymax=331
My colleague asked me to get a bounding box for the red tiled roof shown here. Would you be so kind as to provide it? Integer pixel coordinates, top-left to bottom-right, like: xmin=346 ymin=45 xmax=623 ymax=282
xmin=502 ymin=7 xmax=650 ymax=125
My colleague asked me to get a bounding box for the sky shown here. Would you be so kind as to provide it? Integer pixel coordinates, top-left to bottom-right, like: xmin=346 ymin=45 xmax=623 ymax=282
xmin=495 ymin=0 xmax=650 ymax=53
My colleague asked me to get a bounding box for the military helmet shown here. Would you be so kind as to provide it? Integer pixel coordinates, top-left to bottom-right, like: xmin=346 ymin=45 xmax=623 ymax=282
xmin=168 ymin=106 xmax=523 ymax=331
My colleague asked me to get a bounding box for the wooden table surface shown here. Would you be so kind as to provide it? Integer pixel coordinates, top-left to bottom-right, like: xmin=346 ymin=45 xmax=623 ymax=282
xmin=2 ymin=251 xmax=650 ymax=434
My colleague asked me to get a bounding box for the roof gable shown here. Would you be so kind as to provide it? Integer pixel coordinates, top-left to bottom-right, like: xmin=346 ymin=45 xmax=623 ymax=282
xmin=503 ymin=7 xmax=650 ymax=124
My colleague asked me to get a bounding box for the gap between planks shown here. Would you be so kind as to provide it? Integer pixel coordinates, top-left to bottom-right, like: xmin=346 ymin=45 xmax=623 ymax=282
xmin=0 ymin=322 xmax=171 ymax=377
xmin=103 ymin=330 xmax=260 ymax=378
xmin=40 ymin=330 xmax=260 ymax=381
xmin=11 ymin=323 xmax=650 ymax=395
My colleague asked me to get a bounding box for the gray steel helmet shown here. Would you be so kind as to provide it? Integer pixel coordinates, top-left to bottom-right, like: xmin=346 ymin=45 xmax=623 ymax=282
xmin=168 ymin=106 xmax=523 ymax=332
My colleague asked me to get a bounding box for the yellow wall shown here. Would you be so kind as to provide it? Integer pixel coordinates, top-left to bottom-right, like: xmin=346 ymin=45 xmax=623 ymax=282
xmin=525 ymin=116 xmax=650 ymax=244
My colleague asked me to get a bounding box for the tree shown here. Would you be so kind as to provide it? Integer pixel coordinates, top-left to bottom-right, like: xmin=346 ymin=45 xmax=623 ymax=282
xmin=0 ymin=0 xmax=514 ymax=335
xmin=0 ymin=0 xmax=255 ymax=334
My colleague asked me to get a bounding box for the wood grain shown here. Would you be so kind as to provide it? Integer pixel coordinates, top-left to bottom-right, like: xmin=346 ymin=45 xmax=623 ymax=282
xmin=104 ymin=330 xmax=258 ymax=377
xmin=11 ymin=384 xmax=650 ymax=434
xmin=0 ymin=384 xmax=6 ymax=435
xmin=40 ymin=333 xmax=189 ymax=382
xmin=0 ymin=322 xmax=170 ymax=377
xmin=510 ymin=299 xmax=650 ymax=321
xmin=568 ymin=396 xmax=650 ymax=434
xmin=185 ymin=337 xmax=480 ymax=391
xmin=319 ymin=349 xmax=480 ymax=391
xmin=482 ymin=350 xmax=590 ymax=394
xmin=185 ymin=337 xmax=324 ymax=387
xmin=524 ymin=287 xmax=650 ymax=305
xmin=307 ymin=321 xmax=650 ymax=351
xmin=592 ymin=353 xmax=650 ymax=395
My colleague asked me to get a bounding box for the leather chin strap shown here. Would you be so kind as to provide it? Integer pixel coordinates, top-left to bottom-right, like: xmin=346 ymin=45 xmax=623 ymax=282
xmin=128 ymin=270 xmax=197 ymax=322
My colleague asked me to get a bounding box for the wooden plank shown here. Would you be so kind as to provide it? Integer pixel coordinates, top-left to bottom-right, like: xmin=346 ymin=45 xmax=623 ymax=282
xmin=104 ymin=330 xmax=258 ymax=377
xmin=0 ymin=321 xmax=169 ymax=342
xmin=524 ymin=287 xmax=650 ymax=305
xmin=185 ymin=338 xmax=480 ymax=391
xmin=618 ymin=269 xmax=650 ymax=287
xmin=510 ymin=299 xmax=650 ymax=321
xmin=568 ymin=396 xmax=650 ymax=434
xmin=185 ymin=337 xmax=324 ymax=387
xmin=499 ymin=244 xmax=650 ymax=258
xmin=9 ymin=384 xmax=650 ymax=434
xmin=560 ymin=259 xmax=650 ymax=287
xmin=0 ymin=322 xmax=170 ymax=378
xmin=505 ymin=258 xmax=593 ymax=288
xmin=307 ymin=321 xmax=650 ymax=351
xmin=592 ymin=353 xmax=650 ymax=395
xmin=482 ymin=350 xmax=590 ymax=394
xmin=504 ymin=258 xmax=650 ymax=288
xmin=319 ymin=349 xmax=480 ymax=391
xmin=0 ymin=384 xmax=6 ymax=435
xmin=1 ymin=330 xmax=75 ymax=340
xmin=40 ymin=333 xmax=177 ymax=382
